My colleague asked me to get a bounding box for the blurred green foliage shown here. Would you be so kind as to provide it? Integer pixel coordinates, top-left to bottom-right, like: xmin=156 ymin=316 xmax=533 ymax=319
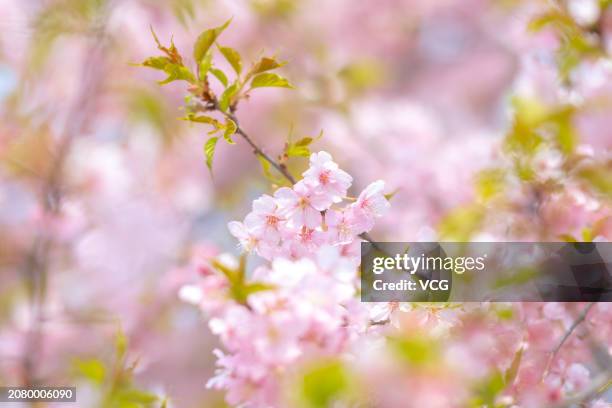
xmin=73 ymin=328 xmax=167 ymax=408
xmin=211 ymin=254 xmax=275 ymax=306
xmin=298 ymin=360 xmax=349 ymax=408
xmin=388 ymin=334 xmax=439 ymax=367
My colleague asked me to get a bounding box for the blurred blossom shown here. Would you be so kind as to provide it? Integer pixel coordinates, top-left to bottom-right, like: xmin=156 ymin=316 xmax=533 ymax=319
xmin=0 ymin=0 xmax=610 ymax=407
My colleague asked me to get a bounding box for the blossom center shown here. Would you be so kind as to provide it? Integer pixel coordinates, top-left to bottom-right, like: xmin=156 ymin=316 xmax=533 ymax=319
xmin=299 ymin=226 xmax=314 ymax=243
xmin=338 ymin=220 xmax=351 ymax=236
xmin=318 ymin=170 xmax=331 ymax=185
xmin=298 ymin=196 xmax=310 ymax=209
xmin=266 ymin=215 xmax=279 ymax=228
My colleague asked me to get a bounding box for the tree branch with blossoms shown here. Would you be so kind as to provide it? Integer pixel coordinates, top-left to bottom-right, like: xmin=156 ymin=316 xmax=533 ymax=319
xmin=543 ymin=302 xmax=596 ymax=379
xmin=141 ymin=10 xmax=612 ymax=407
xmin=141 ymin=20 xmax=303 ymax=179
xmin=211 ymin=105 xmax=297 ymax=184
xmin=141 ymin=20 xmax=390 ymax=245
xmin=142 ymin=21 xmax=398 ymax=407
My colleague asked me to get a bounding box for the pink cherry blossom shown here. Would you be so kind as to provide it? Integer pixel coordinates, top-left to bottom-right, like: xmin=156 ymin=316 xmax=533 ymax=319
xmin=247 ymin=194 xmax=286 ymax=241
xmin=274 ymin=182 xmax=325 ymax=228
xmin=228 ymin=215 xmax=277 ymax=259
xmin=325 ymin=208 xmax=358 ymax=245
xmin=282 ymin=225 xmax=327 ymax=257
xmin=191 ymin=150 xmax=395 ymax=406
xmin=302 ymin=151 xmax=353 ymax=204
xmin=564 ymin=363 xmax=590 ymax=392
xmin=5 ymin=1 xmax=612 ymax=407
xmin=352 ymin=180 xmax=391 ymax=233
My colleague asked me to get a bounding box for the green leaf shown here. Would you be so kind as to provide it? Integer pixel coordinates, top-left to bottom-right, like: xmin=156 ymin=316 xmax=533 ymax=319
xmin=384 ymin=188 xmax=399 ymax=201
xmin=295 ymin=137 xmax=313 ymax=146
xmin=172 ymin=0 xmax=196 ymax=26
xmin=219 ymin=45 xmax=242 ymax=74
xmin=559 ymin=233 xmax=578 ymax=242
xmin=388 ymin=335 xmax=438 ymax=367
xmin=242 ymin=282 xmax=275 ymax=297
xmin=513 ymin=97 xmax=549 ymax=126
xmin=505 ymin=347 xmax=523 ymax=386
xmin=250 ymin=72 xmax=293 ymax=89
xmin=494 ymin=306 xmax=514 ymax=320
xmin=210 ymin=255 xmax=274 ymax=304
xmin=339 ymin=59 xmax=384 ymax=92
xmin=210 ymin=67 xmax=229 ymax=87
xmin=193 ymin=19 xmax=231 ymax=64
xmin=257 ymin=154 xmax=274 ymax=180
xmin=158 ymin=63 xmax=196 ymax=85
xmin=198 ymin=52 xmax=213 ymax=80
xmin=150 ymin=25 xmax=163 ymax=49
xmin=232 ymin=282 xmax=275 ymax=305
xmin=149 ymin=26 xmax=183 ymax=64
xmin=211 ymin=258 xmax=238 ymax=282
xmin=285 ymin=136 xmax=314 ymax=157
xmin=528 ymin=11 xmax=574 ymax=32
xmin=556 ymin=113 xmax=577 ymax=154
xmin=476 ymin=169 xmax=506 ymax=201
xmin=238 ymin=253 xmax=247 ymax=281
xmin=223 ymin=118 xmax=237 ymax=144
xmin=515 ymin=158 xmax=536 ymax=181
xmin=582 ymin=227 xmax=594 ymax=242
xmin=438 ymin=205 xmax=483 ymax=241
xmin=204 ymin=136 xmax=219 ymax=172
xmin=579 ymin=165 xmax=612 ymax=198
xmin=182 ymin=114 xmax=221 ymax=127
xmin=74 ymin=359 xmax=106 ymax=385
xmin=219 ymin=82 xmax=239 ymax=112
xmin=504 ymin=97 xmax=548 ymax=155
xmin=472 ymin=370 xmax=506 ymax=406
xmin=141 ymin=56 xmax=172 ymax=70
xmin=250 ymin=56 xmax=285 ymax=75
xmin=493 ymin=267 xmax=538 ymax=289
xmin=300 ymin=360 xmax=348 ymax=408
xmin=117 ymin=389 xmax=158 ymax=404
xmin=286 ymin=144 xmax=310 ymax=157
xmin=115 ymin=327 xmax=128 ymax=361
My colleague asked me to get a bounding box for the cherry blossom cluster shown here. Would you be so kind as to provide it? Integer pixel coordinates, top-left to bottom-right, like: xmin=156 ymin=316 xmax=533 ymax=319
xmin=228 ymin=151 xmax=390 ymax=260
xmin=178 ymin=152 xmax=612 ymax=408
xmin=178 ymin=151 xmax=390 ymax=406
xmin=204 ymin=255 xmax=369 ymax=407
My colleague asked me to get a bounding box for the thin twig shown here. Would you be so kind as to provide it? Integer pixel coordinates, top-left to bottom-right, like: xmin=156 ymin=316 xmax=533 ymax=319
xmin=216 ymin=107 xmax=296 ymax=185
xmin=542 ymin=302 xmax=596 ymax=379
xmin=202 ymin=88 xmax=394 ymax=328
xmin=19 ymin=19 xmax=109 ymax=390
xmin=212 ymin=103 xmax=385 ymax=248
xmin=545 ymin=371 xmax=612 ymax=408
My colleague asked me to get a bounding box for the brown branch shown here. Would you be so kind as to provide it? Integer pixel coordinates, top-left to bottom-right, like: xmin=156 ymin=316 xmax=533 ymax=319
xmin=545 ymin=371 xmax=612 ymax=408
xmin=198 ymin=97 xmax=399 ymax=329
xmin=369 ymin=318 xmax=390 ymax=326
xmin=18 ymin=17 xmax=110 ymax=391
xmin=218 ymin=108 xmax=296 ymax=184
xmin=539 ymin=303 xmax=612 ymax=408
xmin=212 ymin=103 xmax=387 ymax=251
xmin=542 ymin=302 xmax=596 ymax=379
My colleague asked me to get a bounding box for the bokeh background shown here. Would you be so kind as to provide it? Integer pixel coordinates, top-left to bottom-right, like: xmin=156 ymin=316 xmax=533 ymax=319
xmin=1 ymin=0 xmax=611 ymax=407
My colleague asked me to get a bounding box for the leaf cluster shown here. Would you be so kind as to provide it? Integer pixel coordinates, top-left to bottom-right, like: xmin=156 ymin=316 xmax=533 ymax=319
xmin=73 ymin=327 xmax=167 ymax=408
xmin=529 ymin=4 xmax=608 ymax=81
xmin=140 ymin=20 xmax=294 ymax=173
xmin=211 ymin=254 xmax=275 ymax=306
